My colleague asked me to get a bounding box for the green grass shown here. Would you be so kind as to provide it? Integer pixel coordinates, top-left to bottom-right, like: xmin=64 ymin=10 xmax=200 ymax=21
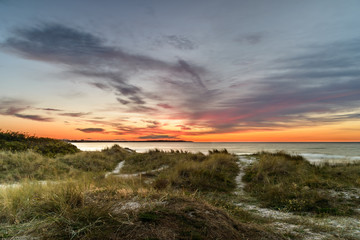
xmin=0 ymin=147 xmax=286 ymax=239
xmin=0 ymin=145 xmax=130 ymax=183
xmin=157 ymin=153 xmax=240 ymax=192
xmin=0 ymin=130 xmax=80 ymax=157
xmin=121 ymin=149 xmax=240 ymax=192
xmin=243 ymin=151 xmax=360 ymax=215
xmin=121 ymin=149 xmax=206 ymax=173
xmin=57 ymin=145 xmax=130 ymax=172
xmin=0 ymin=151 xmax=71 ymax=182
xmin=4 ymin=144 xmax=359 ymax=239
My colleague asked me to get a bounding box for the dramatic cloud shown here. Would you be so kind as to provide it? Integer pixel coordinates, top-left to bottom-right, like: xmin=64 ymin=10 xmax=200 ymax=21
xmin=76 ymin=128 xmax=105 ymax=133
xmin=2 ymin=23 xmax=360 ymax=137
xmin=2 ymin=23 xmax=208 ymax=110
xmin=138 ymin=134 xmax=177 ymax=140
xmin=167 ymin=37 xmax=360 ymax=134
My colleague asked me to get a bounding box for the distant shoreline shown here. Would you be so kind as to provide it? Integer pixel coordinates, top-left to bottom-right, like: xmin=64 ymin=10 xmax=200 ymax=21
xmin=67 ymin=140 xmax=193 ymax=143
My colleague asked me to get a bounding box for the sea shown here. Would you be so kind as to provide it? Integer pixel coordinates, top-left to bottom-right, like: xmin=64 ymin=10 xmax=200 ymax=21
xmin=71 ymin=142 xmax=360 ymax=164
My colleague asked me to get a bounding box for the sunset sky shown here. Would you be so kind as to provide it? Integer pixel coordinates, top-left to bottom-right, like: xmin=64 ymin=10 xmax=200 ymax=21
xmin=1 ymin=0 xmax=360 ymax=142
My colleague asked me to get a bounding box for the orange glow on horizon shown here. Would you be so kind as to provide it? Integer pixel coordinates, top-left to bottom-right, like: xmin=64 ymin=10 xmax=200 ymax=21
xmin=1 ymin=115 xmax=359 ymax=142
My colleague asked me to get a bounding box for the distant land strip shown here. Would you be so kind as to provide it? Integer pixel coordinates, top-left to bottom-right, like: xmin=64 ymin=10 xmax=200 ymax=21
xmin=66 ymin=140 xmax=192 ymax=143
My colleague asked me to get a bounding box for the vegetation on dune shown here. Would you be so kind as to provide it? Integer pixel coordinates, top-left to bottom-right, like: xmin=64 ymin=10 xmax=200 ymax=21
xmin=2 ymin=135 xmax=360 ymax=239
xmin=0 ymin=145 xmax=131 ymax=183
xmin=0 ymin=177 xmax=284 ymax=240
xmin=0 ymin=151 xmax=71 ymax=182
xmin=120 ymin=149 xmax=189 ymax=173
xmin=121 ymin=149 xmax=239 ymax=192
xmin=0 ymin=146 xmax=271 ymax=239
xmin=243 ymin=151 xmax=360 ymax=215
xmin=0 ymin=130 xmax=79 ymax=157
xmin=57 ymin=145 xmax=131 ymax=172
xmin=155 ymin=152 xmax=239 ymax=192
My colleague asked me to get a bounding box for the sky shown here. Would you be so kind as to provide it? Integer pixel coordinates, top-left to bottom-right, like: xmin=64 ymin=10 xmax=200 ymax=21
xmin=0 ymin=0 xmax=360 ymax=142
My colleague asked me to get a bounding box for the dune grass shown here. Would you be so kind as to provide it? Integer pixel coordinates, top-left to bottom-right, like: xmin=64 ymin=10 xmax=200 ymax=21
xmin=0 ymin=148 xmax=273 ymax=239
xmin=0 ymin=175 xmax=284 ymax=240
xmin=120 ymin=149 xmax=239 ymax=193
xmin=154 ymin=152 xmax=240 ymax=192
xmin=0 ymin=145 xmax=131 ymax=183
xmin=120 ymin=149 xmax=206 ymax=173
xmin=0 ymin=151 xmax=71 ymax=183
xmin=0 ymin=130 xmax=80 ymax=157
xmin=243 ymin=151 xmax=360 ymax=215
xmin=4 ymin=144 xmax=359 ymax=238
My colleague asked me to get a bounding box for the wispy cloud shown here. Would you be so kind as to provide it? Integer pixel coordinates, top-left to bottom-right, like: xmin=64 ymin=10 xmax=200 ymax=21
xmin=14 ymin=113 xmax=52 ymax=122
xmin=154 ymin=35 xmax=197 ymax=50
xmin=2 ymin=23 xmax=360 ymax=137
xmin=0 ymin=98 xmax=53 ymax=122
xmin=60 ymin=112 xmax=91 ymax=117
xmin=200 ymin=38 xmax=360 ymax=132
xmin=138 ymin=134 xmax=177 ymax=140
xmin=2 ymin=23 xmax=208 ymax=112
xmin=76 ymin=128 xmax=105 ymax=133
xmin=157 ymin=103 xmax=173 ymax=109
xmin=176 ymin=125 xmax=191 ymax=130
xmin=40 ymin=108 xmax=62 ymax=112
xmin=235 ymin=32 xmax=265 ymax=45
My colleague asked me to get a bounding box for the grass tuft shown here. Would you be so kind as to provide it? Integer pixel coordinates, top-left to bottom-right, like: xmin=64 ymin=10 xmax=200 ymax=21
xmin=155 ymin=152 xmax=239 ymax=192
xmin=243 ymin=151 xmax=360 ymax=215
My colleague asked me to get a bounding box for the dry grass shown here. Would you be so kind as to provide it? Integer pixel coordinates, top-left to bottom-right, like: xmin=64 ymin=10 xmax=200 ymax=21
xmin=243 ymin=151 xmax=360 ymax=215
xmin=155 ymin=153 xmax=239 ymax=192
xmin=0 ymin=176 xmax=285 ymax=240
xmin=0 ymin=145 xmax=131 ymax=183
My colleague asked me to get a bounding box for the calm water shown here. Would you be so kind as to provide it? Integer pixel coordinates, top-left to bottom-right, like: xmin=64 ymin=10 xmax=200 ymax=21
xmin=71 ymin=142 xmax=360 ymax=164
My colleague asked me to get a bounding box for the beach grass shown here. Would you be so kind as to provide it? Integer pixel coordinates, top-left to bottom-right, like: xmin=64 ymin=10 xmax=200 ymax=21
xmin=155 ymin=152 xmax=239 ymax=192
xmin=0 ymin=145 xmax=131 ymax=183
xmin=0 ymin=175 xmax=284 ymax=240
xmin=0 ymin=130 xmax=79 ymax=157
xmin=243 ymin=151 xmax=360 ymax=215
xmin=1 ymin=132 xmax=359 ymax=239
